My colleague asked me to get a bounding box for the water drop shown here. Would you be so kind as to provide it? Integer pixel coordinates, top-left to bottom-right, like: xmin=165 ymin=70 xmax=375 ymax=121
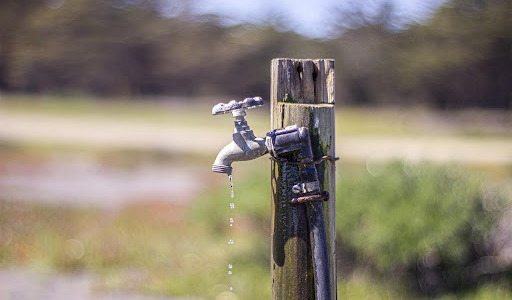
xmin=228 ymin=175 xmax=234 ymax=198
xmin=226 ymin=176 xmax=237 ymax=294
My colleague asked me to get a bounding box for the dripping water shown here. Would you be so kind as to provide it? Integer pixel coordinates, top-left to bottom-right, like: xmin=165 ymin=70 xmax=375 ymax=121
xmin=227 ymin=175 xmax=236 ymax=294
xmin=228 ymin=174 xmax=234 ymax=199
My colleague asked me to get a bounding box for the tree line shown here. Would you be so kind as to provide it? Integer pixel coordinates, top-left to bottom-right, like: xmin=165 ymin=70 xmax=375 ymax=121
xmin=0 ymin=0 xmax=510 ymax=109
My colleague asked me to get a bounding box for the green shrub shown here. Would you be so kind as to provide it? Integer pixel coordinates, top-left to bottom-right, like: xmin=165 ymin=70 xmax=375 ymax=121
xmin=337 ymin=161 xmax=505 ymax=293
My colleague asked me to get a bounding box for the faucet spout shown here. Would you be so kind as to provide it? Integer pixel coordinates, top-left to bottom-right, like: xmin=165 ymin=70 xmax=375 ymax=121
xmin=212 ymin=131 xmax=268 ymax=175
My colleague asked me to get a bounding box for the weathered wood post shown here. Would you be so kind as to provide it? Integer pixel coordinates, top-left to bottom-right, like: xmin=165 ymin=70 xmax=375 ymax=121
xmin=270 ymin=58 xmax=336 ymax=299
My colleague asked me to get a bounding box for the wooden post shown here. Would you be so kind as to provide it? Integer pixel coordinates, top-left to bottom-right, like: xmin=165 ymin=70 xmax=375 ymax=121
xmin=270 ymin=58 xmax=336 ymax=299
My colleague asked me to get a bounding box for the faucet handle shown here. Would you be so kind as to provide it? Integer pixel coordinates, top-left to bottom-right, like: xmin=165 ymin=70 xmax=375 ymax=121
xmin=212 ymin=97 xmax=264 ymax=116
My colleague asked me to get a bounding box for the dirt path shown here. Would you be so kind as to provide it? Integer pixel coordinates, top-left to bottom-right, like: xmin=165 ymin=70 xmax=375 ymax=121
xmin=0 ymin=112 xmax=221 ymax=155
xmin=0 ymin=156 xmax=204 ymax=208
xmin=1 ymin=110 xmax=511 ymax=164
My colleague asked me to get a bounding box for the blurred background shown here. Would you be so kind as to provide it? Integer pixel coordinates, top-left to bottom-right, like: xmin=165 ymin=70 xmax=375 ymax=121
xmin=0 ymin=0 xmax=511 ymax=299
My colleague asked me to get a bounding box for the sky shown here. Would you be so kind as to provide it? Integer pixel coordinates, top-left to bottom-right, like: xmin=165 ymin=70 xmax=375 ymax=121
xmin=188 ymin=0 xmax=449 ymax=38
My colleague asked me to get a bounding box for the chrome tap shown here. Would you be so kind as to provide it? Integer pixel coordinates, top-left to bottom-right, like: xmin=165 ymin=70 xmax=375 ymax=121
xmin=211 ymin=97 xmax=268 ymax=175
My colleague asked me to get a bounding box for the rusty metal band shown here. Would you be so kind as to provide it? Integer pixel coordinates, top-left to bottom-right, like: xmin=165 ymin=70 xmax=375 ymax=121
xmin=291 ymin=191 xmax=330 ymax=204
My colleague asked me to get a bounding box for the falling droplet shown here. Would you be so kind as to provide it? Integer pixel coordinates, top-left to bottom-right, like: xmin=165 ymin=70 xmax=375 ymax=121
xmin=228 ymin=175 xmax=234 ymax=199
xmin=226 ymin=176 xmax=237 ymax=294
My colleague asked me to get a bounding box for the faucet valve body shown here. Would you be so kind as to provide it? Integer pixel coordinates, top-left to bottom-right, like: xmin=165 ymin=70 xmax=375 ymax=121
xmin=266 ymin=125 xmax=326 ymax=202
xmin=266 ymin=126 xmax=309 ymax=158
xmin=211 ymin=97 xmax=267 ymax=175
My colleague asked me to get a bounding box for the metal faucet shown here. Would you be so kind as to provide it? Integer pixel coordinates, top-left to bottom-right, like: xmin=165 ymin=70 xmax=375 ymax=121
xmin=211 ymin=97 xmax=268 ymax=175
